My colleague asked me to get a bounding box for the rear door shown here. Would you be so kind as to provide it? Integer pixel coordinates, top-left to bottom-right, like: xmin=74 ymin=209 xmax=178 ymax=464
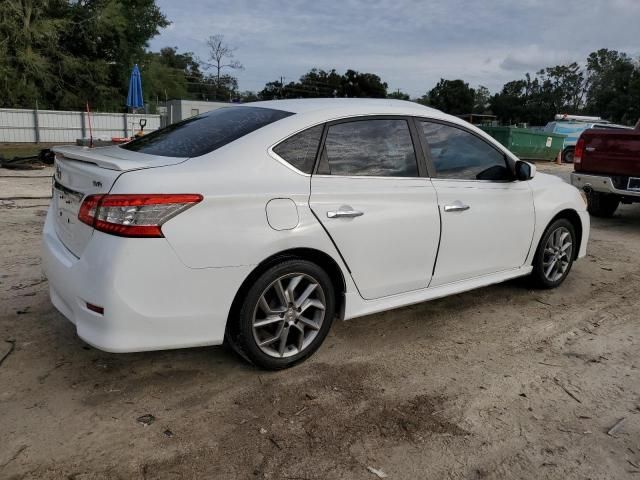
xmin=309 ymin=117 xmax=440 ymax=300
xmin=417 ymin=120 xmax=535 ymax=286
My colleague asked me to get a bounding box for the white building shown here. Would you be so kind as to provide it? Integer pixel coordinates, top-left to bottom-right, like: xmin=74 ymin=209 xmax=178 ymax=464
xmin=166 ymin=100 xmax=231 ymax=124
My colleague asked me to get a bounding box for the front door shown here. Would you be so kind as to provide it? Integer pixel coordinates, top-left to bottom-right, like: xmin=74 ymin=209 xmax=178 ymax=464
xmin=417 ymin=120 xmax=535 ymax=286
xmin=309 ymin=117 xmax=441 ymax=300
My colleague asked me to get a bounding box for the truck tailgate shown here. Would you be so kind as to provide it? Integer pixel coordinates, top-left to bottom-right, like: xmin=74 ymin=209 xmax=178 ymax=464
xmin=577 ymin=130 xmax=640 ymax=176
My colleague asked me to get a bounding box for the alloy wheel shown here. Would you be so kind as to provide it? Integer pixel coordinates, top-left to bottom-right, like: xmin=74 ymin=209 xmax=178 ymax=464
xmin=542 ymin=226 xmax=573 ymax=282
xmin=252 ymin=273 xmax=326 ymax=358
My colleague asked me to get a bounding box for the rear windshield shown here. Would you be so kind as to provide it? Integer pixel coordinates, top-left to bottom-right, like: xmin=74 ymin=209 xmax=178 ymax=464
xmin=121 ymin=106 xmax=294 ymax=157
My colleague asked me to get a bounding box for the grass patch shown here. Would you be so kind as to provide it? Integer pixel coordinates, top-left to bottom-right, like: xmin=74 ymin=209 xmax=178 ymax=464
xmin=0 ymin=143 xmax=62 ymax=160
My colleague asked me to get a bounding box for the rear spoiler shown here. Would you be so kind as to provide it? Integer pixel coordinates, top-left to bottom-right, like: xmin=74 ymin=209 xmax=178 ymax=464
xmin=52 ymin=146 xmax=136 ymax=171
xmin=52 ymin=145 xmax=187 ymax=171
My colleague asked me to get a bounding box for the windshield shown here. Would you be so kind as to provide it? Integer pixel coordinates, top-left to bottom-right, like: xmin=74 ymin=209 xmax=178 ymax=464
xmin=121 ymin=106 xmax=294 ymax=158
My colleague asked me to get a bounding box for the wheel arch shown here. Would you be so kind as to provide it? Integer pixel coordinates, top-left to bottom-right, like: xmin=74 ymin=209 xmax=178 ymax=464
xmin=225 ymin=248 xmax=347 ymax=333
xmin=546 ymin=208 xmax=583 ymax=260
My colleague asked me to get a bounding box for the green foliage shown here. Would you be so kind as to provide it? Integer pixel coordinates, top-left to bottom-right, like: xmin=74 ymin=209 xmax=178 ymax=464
xmin=0 ymin=0 xmax=168 ymax=110
xmin=387 ymin=90 xmax=410 ymax=100
xmin=490 ymin=51 xmax=640 ymax=125
xmin=585 ymin=49 xmax=638 ymax=124
xmin=473 ymin=86 xmax=491 ymax=114
xmin=425 ymin=79 xmax=475 ymax=115
xmin=0 ymin=0 xmax=70 ymax=108
xmin=1 ymin=2 xmax=639 ymax=129
xmin=259 ymin=68 xmax=388 ymax=99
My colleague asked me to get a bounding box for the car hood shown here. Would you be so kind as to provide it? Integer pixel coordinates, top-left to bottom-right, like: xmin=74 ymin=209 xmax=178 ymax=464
xmin=532 ymin=171 xmax=564 ymax=185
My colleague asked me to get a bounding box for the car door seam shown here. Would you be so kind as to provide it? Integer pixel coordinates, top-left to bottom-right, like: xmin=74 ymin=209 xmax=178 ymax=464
xmin=307 ymin=203 xmax=352 ymax=275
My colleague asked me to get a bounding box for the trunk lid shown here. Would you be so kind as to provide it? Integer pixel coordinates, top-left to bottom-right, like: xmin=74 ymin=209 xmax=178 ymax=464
xmin=51 ymin=145 xmax=186 ymax=257
xmin=576 ymin=130 xmax=640 ymax=177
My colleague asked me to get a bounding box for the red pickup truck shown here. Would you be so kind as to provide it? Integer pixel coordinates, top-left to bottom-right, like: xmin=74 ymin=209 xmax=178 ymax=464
xmin=570 ymin=123 xmax=640 ymax=217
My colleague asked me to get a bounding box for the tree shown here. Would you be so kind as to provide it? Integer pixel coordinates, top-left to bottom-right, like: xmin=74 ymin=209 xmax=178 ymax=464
xmin=239 ymin=90 xmax=259 ymax=102
xmin=426 ymin=79 xmax=475 ymax=114
xmin=584 ymin=49 xmax=637 ymax=123
xmin=537 ymin=63 xmax=586 ymax=112
xmin=490 ymin=63 xmax=589 ymax=125
xmin=204 ymin=34 xmax=243 ymax=91
xmin=259 ymin=80 xmax=286 ymax=100
xmin=473 ymin=85 xmax=491 ymax=113
xmin=259 ymin=68 xmax=388 ymax=99
xmin=342 ymin=69 xmax=387 ymax=98
xmin=0 ymin=0 xmax=70 ymax=108
xmin=387 ymin=90 xmax=410 ymax=100
xmin=489 ymin=79 xmax=529 ymax=124
xmin=139 ymin=49 xmax=189 ymax=107
xmin=62 ymin=0 xmax=169 ymax=110
xmin=0 ymin=0 xmax=169 ymax=110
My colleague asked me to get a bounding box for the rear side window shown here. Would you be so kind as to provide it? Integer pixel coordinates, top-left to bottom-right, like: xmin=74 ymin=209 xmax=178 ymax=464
xmin=420 ymin=121 xmax=508 ymax=180
xmin=319 ymin=119 xmax=419 ymax=177
xmin=272 ymin=125 xmax=323 ymax=174
xmin=121 ymin=106 xmax=293 ymax=158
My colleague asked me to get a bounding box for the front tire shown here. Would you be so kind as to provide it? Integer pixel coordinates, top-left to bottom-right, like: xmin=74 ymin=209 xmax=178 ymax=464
xmin=226 ymin=259 xmax=335 ymax=370
xmin=586 ymin=191 xmax=619 ymax=217
xmin=531 ymin=219 xmax=576 ymax=289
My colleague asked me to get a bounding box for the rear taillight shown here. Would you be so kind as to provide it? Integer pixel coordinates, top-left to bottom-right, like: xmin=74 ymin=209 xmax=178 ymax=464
xmin=78 ymin=194 xmax=203 ymax=238
xmin=574 ymin=137 xmax=585 ymax=165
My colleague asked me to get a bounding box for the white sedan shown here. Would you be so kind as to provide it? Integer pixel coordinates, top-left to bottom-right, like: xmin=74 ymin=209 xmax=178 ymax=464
xmin=42 ymin=99 xmax=589 ymax=369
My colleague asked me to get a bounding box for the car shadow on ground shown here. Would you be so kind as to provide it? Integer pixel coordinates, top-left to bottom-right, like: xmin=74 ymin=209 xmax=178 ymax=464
xmin=591 ymin=203 xmax=640 ymax=232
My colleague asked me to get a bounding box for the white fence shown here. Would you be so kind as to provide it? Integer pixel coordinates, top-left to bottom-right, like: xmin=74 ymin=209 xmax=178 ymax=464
xmin=0 ymin=108 xmax=161 ymax=143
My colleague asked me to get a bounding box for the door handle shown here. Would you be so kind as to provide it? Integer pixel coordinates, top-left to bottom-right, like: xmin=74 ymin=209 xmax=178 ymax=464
xmin=443 ymin=202 xmax=470 ymax=213
xmin=585 ymin=147 xmax=596 ymax=152
xmin=327 ymin=207 xmax=364 ymax=218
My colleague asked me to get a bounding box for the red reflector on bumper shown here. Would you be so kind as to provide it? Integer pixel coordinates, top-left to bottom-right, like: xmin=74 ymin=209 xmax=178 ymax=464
xmin=86 ymin=302 xmax=104 ymax=315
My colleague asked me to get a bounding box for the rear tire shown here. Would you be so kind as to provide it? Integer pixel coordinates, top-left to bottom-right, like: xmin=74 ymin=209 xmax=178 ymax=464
xmin=586 ymin=191 xmax=619 ymax=217
xmin=531 ymin=218 xmax=576 ymax=289
xmin=225 ymin=259 xmax=335 ymax=370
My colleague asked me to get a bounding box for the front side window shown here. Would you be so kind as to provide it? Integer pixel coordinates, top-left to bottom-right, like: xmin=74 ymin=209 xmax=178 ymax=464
xmin=420 ymin=121 xmax=510 ymax=180
xmin=122 ymin=106 xmax=293 ymax=158
xmin=319 ymin=119 xmax=419 ymax=177
xmin=272 ymin=125 xmax=323 ymax=174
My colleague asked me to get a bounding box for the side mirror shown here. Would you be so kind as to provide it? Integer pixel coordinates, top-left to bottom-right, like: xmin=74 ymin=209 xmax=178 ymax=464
xmin=515 ymin=160 xmax=535 ymax=181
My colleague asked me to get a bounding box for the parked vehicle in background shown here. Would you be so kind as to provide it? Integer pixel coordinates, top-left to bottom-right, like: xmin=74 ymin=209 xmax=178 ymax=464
xmin=571 ymin=122 xmax=640 ymax=217
xmin=544 ymin=114 xmax=631 ymax=163
xmin=42 ymin=99 xmax=590 ymax=369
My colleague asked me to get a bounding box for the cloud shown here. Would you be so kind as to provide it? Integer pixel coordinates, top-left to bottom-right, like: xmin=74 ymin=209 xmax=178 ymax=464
xmin=500 ymin=45 xmax=575 ymax=72
xmin=150 ymin=0 xmax=640 ymax=96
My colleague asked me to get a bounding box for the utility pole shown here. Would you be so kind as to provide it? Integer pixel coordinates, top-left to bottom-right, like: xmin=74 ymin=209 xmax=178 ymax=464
xmin=279 ymin=76 xmax=285 ymax=99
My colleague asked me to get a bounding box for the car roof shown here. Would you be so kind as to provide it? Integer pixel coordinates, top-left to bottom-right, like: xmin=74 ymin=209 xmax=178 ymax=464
xmin=230 ymin=98 xmax=520 ymax=165
xmin=242 ymin=98 xmax=442 ymax=117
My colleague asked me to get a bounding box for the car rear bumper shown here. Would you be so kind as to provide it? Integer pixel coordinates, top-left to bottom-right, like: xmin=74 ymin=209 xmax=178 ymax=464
xmin=42 ymin=205 xmax=252 ymax=353
xmin=571 ymin=172 xmax=640 ymax=198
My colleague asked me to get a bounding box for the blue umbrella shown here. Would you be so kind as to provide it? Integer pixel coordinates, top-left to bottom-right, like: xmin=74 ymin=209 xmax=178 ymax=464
xmin=126 ymin=64 xmax=144 ymax=110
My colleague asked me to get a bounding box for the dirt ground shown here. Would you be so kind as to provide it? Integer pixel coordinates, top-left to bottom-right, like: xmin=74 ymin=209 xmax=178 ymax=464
xmin=1 ymin=163 xmax=639 ymax=479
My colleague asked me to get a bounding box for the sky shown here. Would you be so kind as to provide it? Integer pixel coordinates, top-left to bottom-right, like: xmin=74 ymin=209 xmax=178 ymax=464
xmin=150 ymin=0 xmax=640 ymax=98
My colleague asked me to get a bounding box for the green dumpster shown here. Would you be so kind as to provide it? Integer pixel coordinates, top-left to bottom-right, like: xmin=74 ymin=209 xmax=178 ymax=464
xmin=479 ymin=126 xmax=565 ymax=161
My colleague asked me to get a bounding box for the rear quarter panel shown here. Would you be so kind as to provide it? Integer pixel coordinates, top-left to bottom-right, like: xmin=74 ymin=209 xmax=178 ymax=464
xmin=109 ymin=131 xmax=354 ymax=288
